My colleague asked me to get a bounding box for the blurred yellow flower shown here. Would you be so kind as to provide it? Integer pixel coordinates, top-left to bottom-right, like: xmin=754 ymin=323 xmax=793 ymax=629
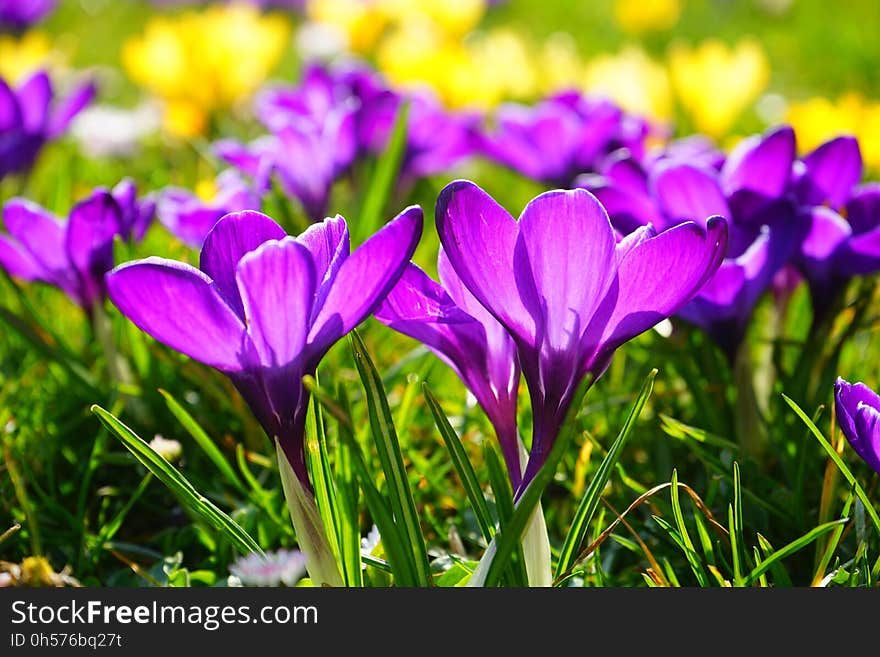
xmin=305 ymin=0 xmax=391 ymax=53
xmin=614 ymin=0 xmax=681 ymax=34
xmin=584 ymin=46 xmax=672 ymax=120
xmin=787 ymin=93 xmax=880 ymax=170
xmin=122 ymin=4 xmax=289 ymax=137
xmin=0 ymin=31 xmax=57 ymax=83
xmin=535 ymin=33 xmax=584 ymax=96
xmin=668 ymin=38 xmax=769 ymax=138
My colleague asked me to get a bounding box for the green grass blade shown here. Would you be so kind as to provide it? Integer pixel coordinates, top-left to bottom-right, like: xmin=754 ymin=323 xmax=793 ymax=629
xmin=91 ymin=405 xmax=262 ymax=556
xmin=424 ymin=383 xmax=495 ymax=545
xmin=745 ymin=520 xmax=848 ymax=585
xmin=159 ymin=389 xmax=247 ymax=496
xmin=304 ymin=394 xmax=343 ymax=574
xmin=669 ymin=469 xmax=709 ymax=586
xmin=813 ymin=489 xmax=855 ymax=585
xmin=484 ymin=446 xmax=527 ymax=587
xmin=356 ymin=100 xmax=409 ymax=243
xmin=556 ymin=368 xmax=656 ymax=578
xmin=334 ymin=382 xmax=364 ymax=587
xmin=350 ymin=331 xmax=431 ymax=586
xmin=782 ymin=394 xmax=880 ymax=539
xmin=731 ymin=462 xmax=746 ymax=586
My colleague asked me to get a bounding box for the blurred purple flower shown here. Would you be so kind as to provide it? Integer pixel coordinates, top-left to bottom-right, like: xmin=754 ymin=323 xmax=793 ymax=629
xmin=436 ymin=180 xmax=726 ymax=487
xmin=0 ymin=0 xmax=55 ymax=31
xmin=157 ymin=169 xmax=261 ymax=248
xmin=580 ymin=125 xmax=801 ymax=357
xmin=0 ymin=70 xmax=95 ymax=180
xmin=791 ymin=137 xmax=880 ymax=313
xmin=834 ymin=377 xmax=880 ymax=475
xmin=375 ymin=250 xmax=522 ymax=486
xmin=0 ymin=189 xmax=126 ymax=312
xmin=475 ymin=91 xmax=651 ymax=187
xmin=107 ymin=207 xmax=422 ymax=487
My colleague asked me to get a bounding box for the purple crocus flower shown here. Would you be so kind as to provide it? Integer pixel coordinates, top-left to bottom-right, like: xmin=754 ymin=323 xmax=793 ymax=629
xmin=216 ymin=104 xmax=357 ymax=221
xmin=157 ymin=169 xmax=261 ymax=248
xmin=111 ymin=178 xmax=156 ymax=243
xmin=0 ymin=70 xmax=95 ymax=180
xmin=106 ymin=206 xmax=422 ymax=487
xmin=475 ymin=91 xmax=650 ymax=188
xmin=375 ymin=250 xmax=522 ymax=486
xmin=0 ymin=189 xmax=124 ymax=312
xmin=436 ymin=180 xmax=727 ymax=487
xmin=791 ymin=137 xmax=880 ymax=315
xmin=834 ymin=377 xmax=880 ymax=475
xmin=0 ymin=0 xmax=55 ymax=31
xmin=581 ymin=126 xmax=800 ymax=357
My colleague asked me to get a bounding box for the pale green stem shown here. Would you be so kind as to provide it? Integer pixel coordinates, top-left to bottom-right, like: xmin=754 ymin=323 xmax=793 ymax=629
xmin=275 ymin=440 xmax=343 ymax=587
xmin=469 ymin=439 xmax=553 ymax=587
xmin=734 ymin=346 xmax=767 ymax=461
xmin=91 ymin=304 xmax=133 ymax=386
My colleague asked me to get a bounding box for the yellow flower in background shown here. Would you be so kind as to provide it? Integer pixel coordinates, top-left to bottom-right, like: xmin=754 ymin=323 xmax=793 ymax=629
xmin=386 ymin=0 xmax=486 ymax=36
xmin=123 ymin=4 xmax=289 ymax=137
xmin=584 ymin=46 xmax=673 ymax=121
xmin=614 ymin=0 xmax=682 ymax=34
xmin=535 ymin=33 xmax=584 ymax=96
xmin=305 ymin=0 xmax=391 ymax=53
xmin=787 ymin=93 xmax=880 ymax=170
xmin=0 ymin=31 xmax=58 ymax=83
xmin=668 ymin=38 xmax=769 ymax=138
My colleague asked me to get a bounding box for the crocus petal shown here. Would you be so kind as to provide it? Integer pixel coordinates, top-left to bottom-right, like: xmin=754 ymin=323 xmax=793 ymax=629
xmin=802 ymin=136 xmax=862 ymax=208
xmin=853 ymin=403 xmax=880 ymax=473
xmin=845 ymin=183 xmax=880 ymax=235
xmin=720 ymin=126 xmax=794 ymax=198
xmin=16 ymin=71 xmax=51 ymax=132
xmin=0 ymin=78 xmax=20 ymax=132
xmin=297 ymin=214 xmax=349 ymax=310
xmin=0 ymin=234 xmax=44 ymax=281
xmin=199 ymin=210 xmax=287 ymax=318
xmin=834 ymin=377 xmax=860 ymax=448
xmin=106 ymin=258 xmax=249 ymax=371
xmin=800 ymin=206 xmax=851 ymax=263
xmin=652 ymin=162 xmax=731 ymax=226
xmin=308 ymin=205 xmax=422 ymax=353
xmin=65 ymin=191 xmax=122 ymax=306
xmin=46 ymin=80 xmax=96 ymax=138
xmin=517 ymin=188 xmax=618 ymax=352
xmin=436 ymin=180 xmax=536 ymax=341
xmin=3 ymin=198 xmax=67 ymax=275
xmin=236 ymin=238 xmax=316 ymax=368
xmin=595 ymin=217 xmax=728 ymax=354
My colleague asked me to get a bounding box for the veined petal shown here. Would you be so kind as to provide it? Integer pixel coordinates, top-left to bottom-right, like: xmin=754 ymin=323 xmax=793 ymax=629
xmin=720 ymin=126 xmax=795 ymax=198
xmin=308 ymin=205 xmax=423 ymax=353
xmin=802 ymin=136 xmax=862 ymax=208
xmin=595 ymin=217 xmax=728 ymax=355
xmin=652 ymin=162 xmax=731 ymax=226
xmin=518 ymin=188 xmax=619 ymax=352
xmin=199 ymin=211 xmax=287 ymax=319
xmin=236 ymin=238 xmax=316 ymax=368
xmin=297 ymin=214 xmax=349 ymax=318
xmin=854 ymin=403 xmax=880 ymax=473
xmin=106 ymin=258 xmax=249 ymax=371
xmin=436 ymin=180 xmax=535 ymax=341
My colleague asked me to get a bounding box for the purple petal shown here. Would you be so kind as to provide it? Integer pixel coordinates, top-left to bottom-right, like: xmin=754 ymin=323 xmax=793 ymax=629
xmin=802 ymin=136 xmax=862 ymax=208
xmin=307 ymin=205 xmax=422 ymax=353
xmin=15 ymin=71 xmax=51 ymax=132
xmin=600 ymin=152 xmax=648 ymax=196
xmin=584 ymin=180 xmax=664 ymax=234
xmin=845 ymin=183 xmax=880 ymax=235
xmin=0 ymin=234 xmax=44 ymax=281
xmin=651 ymin=162 xmax=731 ymax=226
xmin=199 ymin=211 xmax=287 ymax=318
xmin=3 ymin=198 xmax=67 ymax=275
xmin=436 ymin=180 xmax=535 ymax=341
xmin=720 ymin=126 xmax=795 ymax=198
xmin=800 ymin=206 xmax=850 ymax=264
xmin=236 ymin=238 xmax=316 ymax=368
xmin=106 ymin=258 xmax=249 ymax=371
xmin=595 ymin=217 xmax=728 ymax=355
xmin=853 ymin=403 xmax=880 ymax=473
xmin=65 ymin=192 xmax=122 ymax=303
xmin=0 ymin=78 xmax=21 ymax=131
xmin=46 ymin=79 xmax=95 ymax=138
xmin=296 ymin=214 xmax=349 ymax=291
xmin=517 ymin=188 xmax=618 ymax=351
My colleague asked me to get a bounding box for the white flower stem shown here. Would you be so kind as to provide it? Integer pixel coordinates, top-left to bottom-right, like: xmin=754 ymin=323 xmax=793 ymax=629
xmin=275 ymin=440 xmax=343 ymax=587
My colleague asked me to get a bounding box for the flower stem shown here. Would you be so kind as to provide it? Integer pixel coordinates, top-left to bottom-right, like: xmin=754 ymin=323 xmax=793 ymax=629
xmin=733 ymin=345 xmax=766 ymax=461
xmin=275 ymin=440 xmax=343 ymax=587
